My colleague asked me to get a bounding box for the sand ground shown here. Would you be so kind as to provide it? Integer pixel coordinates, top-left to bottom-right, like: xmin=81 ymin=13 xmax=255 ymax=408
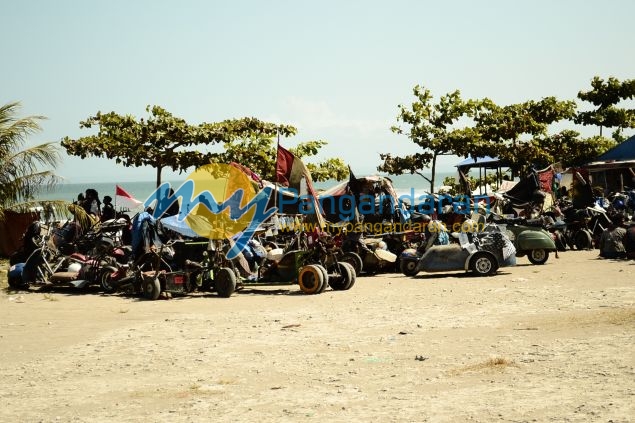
xmin=0 ymin=250 xmax=633 ymax=423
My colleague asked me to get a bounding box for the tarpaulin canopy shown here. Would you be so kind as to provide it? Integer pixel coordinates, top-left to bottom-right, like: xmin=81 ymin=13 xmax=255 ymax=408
xmin=595 ymin=135 xmax=635 ymax=162
xmin=455 ymin=156 xmax=504 ymax=169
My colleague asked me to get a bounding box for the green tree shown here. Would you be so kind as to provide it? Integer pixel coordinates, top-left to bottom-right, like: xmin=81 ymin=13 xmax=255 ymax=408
xmin=536 ymin=130 xmax=616 ymax=168
xmin=61 ymin=106 xmax=297 ymax=187
xmin=575 ymin=76 xmax=635 ymax=139
xmin=0 ymin=102 xmax=64 ymax=220
xmin=62 ymin=106 xmax=347 ymax=186
xmin=464 ymin=97 xmax=577 ymax=175
xmin=378 ymin=86 xmax=472 ymax=192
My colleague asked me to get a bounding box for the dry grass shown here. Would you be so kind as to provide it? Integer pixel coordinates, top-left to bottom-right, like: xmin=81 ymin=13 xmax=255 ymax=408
xmin=449 ymin=356 xmax=517 ymax=375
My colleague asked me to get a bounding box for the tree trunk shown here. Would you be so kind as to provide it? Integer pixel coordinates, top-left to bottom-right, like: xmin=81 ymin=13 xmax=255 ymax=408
xmin=156 ymin=165 xmax=162 ymax=188
xmin=430 ymin=152 xmax=437 ymax=193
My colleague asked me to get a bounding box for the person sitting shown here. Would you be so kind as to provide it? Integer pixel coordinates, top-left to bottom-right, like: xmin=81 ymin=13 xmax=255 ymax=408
xmin=599 ymin=215 xmax=626 ymax=259
xmin=101 ymin=196 xmax=116 ymax=222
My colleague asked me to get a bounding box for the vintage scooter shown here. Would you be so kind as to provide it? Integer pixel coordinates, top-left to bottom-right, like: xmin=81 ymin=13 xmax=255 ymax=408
xmin=400 ymin=224 xmax=516 ymax=277
xmin=490 ymin=214 xmax=558 ymax=264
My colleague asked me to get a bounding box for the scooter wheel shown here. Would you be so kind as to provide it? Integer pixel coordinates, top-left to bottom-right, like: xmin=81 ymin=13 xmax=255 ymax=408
xmin=215 ymin=267 xmax=237 ymax=298
xmin=142 ymin=277 xmax=161 ymax=300
xmin=400 ymin=259 xmax=419 ymax=277
xmin=298 ymin=265 xmax=325 ymax=294
xmin=470 ymin=252 xmax=498 ymax=276
xmin=340 ymin=252 xmax=363 ymax=276
xmin=528 ymin=249 xmax=549 ymax=265
xmin=340 ymin=262 xmax=356 ymax=290
xmin=574 ymin=230 xmax=593 ymax=250
xmin=99 ymin=266 xmax=119 ymax=294
xmin=313 ymin=264 xmax=329 ymax=293
xmin=329 ymin=262 xmax=354 ymax=291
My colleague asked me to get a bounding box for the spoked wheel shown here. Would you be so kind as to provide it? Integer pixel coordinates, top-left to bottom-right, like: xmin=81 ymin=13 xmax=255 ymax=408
xmin=99 ymin=266 xmax=119 ymax=294
xmin=215 ymin=267 xmax=237 ymax=298
xmin=528 ymin=249 xmax=549 ymax=265
xmin=400 ymin=259 xmax=419 ymax=277
xmin=470 ymin=252 xmax=498 ymax=276
xmin=340 ymin=252 xmax=363 ymax=276
xmin=328 ymin=262 xmax=354 ymax=291
xmin=298 ymin=264 xmax=325 ymax=295
xmin=313 ymin=264 xmax=329 ymax=293
xmin=142 ymin=276 xmax=161 ymax=300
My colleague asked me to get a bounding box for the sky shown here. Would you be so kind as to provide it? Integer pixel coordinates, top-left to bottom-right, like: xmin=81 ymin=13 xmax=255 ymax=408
xmin=2 ymin=0 xmax=634 ymax=183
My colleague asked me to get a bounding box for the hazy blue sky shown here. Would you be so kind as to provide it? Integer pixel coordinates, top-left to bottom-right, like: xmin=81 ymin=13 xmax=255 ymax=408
xmin=3 ymin=0 xmax=634 ymax=183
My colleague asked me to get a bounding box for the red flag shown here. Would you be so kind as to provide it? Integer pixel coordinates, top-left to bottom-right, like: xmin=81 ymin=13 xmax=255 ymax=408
xmin=115 ymin=185 xmax=143 ymax=210
xmin=276 ymin=145 xmax=297 ymax=188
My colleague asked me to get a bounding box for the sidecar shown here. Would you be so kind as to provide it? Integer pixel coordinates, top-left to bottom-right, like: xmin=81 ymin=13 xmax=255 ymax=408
xmin=400 ymin=226 xmax=516 ymax=277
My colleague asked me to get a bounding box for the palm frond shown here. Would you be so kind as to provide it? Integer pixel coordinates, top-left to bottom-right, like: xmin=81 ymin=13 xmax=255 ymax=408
xmin=0 ymin=101 xmax=62 ymax=220
xmin=0 ymin=102 xmax=46 ymax=155
xmin=1 ymin=142 xmax=61 ymax=177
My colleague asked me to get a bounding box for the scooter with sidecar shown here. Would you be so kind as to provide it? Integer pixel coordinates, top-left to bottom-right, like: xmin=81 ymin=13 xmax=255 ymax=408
xmin=400 ymin=224 xmax=516 ymax=277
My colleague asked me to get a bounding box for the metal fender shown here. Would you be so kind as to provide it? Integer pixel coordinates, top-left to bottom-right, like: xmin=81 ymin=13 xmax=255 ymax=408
xmin=515 ymin=230 xmax=556 ymax=251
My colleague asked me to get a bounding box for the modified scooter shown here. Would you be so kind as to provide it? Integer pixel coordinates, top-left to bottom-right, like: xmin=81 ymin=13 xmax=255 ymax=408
xmin=491 ymin=214 xmax=558 ymax=264
xmin=400 ymin=223 xmax=516 ymax=277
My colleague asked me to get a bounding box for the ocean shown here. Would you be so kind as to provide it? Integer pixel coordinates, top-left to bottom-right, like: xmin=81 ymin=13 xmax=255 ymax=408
xmin=34 ymin=172 xmax=459 ymax=204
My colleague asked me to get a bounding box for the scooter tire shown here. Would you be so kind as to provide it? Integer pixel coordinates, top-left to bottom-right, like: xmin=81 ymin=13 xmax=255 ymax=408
xmin=574 ymin=230 xmax=593 ymax=250
xmin=400 ymin=259 xmax=419 ymax=277
xmin=99 ymin=266 xmax=119 ymax=294
xmin=215 ymin=267 xmax=237 ymax=298
xmin=528 ymin=249 xmax=549 ymax=265
xmin=142 ymin=277 xmax=161 ymax=301
xmin=340 ymin=252 xmax=363 ymax=276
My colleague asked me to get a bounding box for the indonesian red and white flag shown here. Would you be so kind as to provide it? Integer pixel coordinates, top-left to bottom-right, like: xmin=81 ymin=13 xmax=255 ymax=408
xmin=115 ymin=185 xmax=143 ymax=210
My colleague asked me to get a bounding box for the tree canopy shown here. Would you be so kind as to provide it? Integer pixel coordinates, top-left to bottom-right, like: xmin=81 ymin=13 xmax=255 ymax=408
xmin=378 ymin=79 xmax=626 ymax=190
xmin=575 ymin=76 xmax=635 ymax=140
xmin=378 ymin=86 xmax=473 ymax=192
xmin=62 ymin=106 xmax=348 ymax=186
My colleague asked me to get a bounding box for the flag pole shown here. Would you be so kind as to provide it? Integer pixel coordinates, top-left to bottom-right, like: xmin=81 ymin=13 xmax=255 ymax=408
xmin=273 ymin=128 xmax=280 ymax=233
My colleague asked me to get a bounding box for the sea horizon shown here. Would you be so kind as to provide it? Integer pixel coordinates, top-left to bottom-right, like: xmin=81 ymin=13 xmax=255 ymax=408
xmin=34 ymin=171 xmax=462 ymax=204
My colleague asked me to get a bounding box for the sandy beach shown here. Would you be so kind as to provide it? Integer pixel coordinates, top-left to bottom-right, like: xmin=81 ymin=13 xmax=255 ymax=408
xmin=0 ymin=250 xmax=633 ymax=423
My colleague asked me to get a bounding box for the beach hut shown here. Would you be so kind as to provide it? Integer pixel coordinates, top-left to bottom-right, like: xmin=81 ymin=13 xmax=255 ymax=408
xmin=584 ymin=135 xmax=635 ymax=192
